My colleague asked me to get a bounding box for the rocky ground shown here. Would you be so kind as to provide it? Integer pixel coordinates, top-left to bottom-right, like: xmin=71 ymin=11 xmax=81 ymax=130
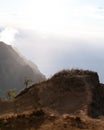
xmin=0 ymin=69 xmax=104 ymax=130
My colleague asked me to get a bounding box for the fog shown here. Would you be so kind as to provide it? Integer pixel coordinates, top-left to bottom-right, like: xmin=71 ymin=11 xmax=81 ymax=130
xmin=5 ymin=28 xmax=103 ymax=83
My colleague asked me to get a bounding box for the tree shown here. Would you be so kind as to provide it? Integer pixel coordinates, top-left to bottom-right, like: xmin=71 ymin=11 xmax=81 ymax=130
xmin=6 ymin=89 xmax=16 ymax=100
xmin=24 ymin=78 xmax=32 ymax=88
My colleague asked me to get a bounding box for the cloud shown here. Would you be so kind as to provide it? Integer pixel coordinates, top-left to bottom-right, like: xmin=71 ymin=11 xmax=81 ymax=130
xmin=12 ymin=28 xmax=104 ymax=82
xmin=98 ymin=6 xmax=104 ymax=10
xmin=0 ymin=27 xmax=18 ymax=45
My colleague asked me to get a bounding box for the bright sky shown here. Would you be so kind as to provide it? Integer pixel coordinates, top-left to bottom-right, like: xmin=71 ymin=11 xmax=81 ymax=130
xmin=0 ymin=0 xmax=104 ymax=38
xmin=0 ymin=0 xmax=104 ymax=82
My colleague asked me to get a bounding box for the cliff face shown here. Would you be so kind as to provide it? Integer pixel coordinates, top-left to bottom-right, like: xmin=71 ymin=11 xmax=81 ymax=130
xmin=0 ymin=69 xmax=104 ymax=130
xmin=0 ymin=42 xmax=45 ymax=97
xmin=15 ymin=69 xmax=104 ymax=118
xmin=37 ymin=70 xmax=101 ymax=117
xmin=0 ymin=69 xmax=104 ymax=118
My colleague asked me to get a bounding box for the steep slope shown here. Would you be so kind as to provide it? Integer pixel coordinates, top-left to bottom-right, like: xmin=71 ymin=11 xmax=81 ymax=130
xmin=0 ymin=41 xmax=45 ymax=97
xmin=0 ymin=69 xmax=104 ymax=130
xmin=0 ymin=69 xmax=104 ymax=129
xmin=14 ymin=69 xmax=104 ymax=118
xmin=0 ymin=69 xmax=104 ymax=118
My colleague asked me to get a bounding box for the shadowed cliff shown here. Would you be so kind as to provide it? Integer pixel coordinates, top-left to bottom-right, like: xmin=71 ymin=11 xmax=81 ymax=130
xmin=0 ymin=41 xmax=45 ymax=97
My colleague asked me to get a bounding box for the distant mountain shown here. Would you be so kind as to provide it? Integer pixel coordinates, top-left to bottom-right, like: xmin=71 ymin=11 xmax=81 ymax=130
xmin=0 ymin=41 xmax=46 ymax=97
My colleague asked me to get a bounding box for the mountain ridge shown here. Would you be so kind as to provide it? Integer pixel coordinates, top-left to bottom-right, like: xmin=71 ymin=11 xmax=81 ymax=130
xmin=0 ymin=41 xmax=46 ymax=97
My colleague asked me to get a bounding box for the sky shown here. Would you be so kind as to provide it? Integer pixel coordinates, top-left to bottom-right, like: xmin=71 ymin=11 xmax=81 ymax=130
xmin=0 ymin=0 xmax=104 ymax=37
xmin=0 ymin=0 xmax=104 ymax=82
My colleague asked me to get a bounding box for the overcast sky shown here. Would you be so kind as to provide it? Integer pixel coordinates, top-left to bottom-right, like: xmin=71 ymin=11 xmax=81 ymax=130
xmin=0 ymin=0 xmax=104 ymax=82
xmin=0 ymin=0 xmax=104 ymax=37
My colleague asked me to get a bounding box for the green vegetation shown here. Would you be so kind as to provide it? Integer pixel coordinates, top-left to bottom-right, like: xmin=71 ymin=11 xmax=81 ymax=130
xmin=24 ymin=78 xmax=32 ymax=88
xmin=6 ymin=89 xmax=16 ymax=100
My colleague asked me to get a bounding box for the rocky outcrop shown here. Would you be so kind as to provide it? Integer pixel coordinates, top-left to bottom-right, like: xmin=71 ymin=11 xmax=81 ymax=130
xmin=0 ymin=69 xmax=104 ymax=119
xmin=15 ymin=69 xmax=104 ymax=118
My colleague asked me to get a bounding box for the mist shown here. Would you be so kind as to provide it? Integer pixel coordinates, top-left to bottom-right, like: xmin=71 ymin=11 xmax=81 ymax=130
xmin=7 ymin=28 xmax=104 ymax=83
xmin=0 ymin=26 xmax=103 ymax=82
xmin=0 ymin=27 xmax=18 ymax=45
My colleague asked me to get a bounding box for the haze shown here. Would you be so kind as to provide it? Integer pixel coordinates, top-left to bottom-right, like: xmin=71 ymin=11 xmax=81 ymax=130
xmin=0 ymin=0 xmax=104 ymax=82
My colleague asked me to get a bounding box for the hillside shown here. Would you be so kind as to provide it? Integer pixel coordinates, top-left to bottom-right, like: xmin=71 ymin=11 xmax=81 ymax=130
xmin=0 ymin=41 xmax=45 ymax=97
xmin=14 ymin=69 xmax=104 ymax=118
xmin=0 ymin=69 xmax=104 ymax=130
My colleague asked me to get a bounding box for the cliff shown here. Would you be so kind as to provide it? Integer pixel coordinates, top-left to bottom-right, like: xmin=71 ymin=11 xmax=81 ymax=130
xmin=0 ymin=69 xmax=104 ymax=130
xmin=0 ymin=41 xmax=45 ymax=97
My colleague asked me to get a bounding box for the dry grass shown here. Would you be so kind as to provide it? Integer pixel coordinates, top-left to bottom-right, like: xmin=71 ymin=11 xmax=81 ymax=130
xmin=0 ymin=109 xmax=104 ymax=130
xmin=52 ymin=69 xmax=97 ymax=79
